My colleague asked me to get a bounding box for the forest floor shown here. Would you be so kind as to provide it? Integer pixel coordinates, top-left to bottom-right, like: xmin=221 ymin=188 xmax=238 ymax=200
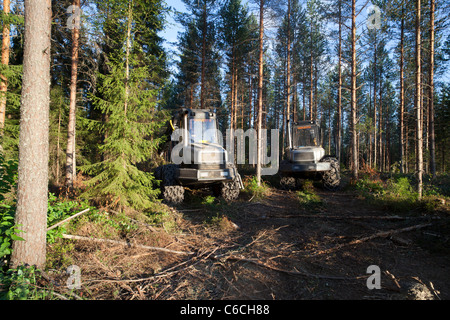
xmin=48 ymin=174 xmax=450 ymax=300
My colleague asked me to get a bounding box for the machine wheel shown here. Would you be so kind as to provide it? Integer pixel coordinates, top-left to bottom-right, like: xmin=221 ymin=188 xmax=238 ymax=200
xmin=161 ymin=164 xmax=184 ymax=204
xmin=212 ymin=179 xmax=240 ymax=202
xmin=320 ymin=156 xmax=340 ymax=191
xmin=280 ymin=176 xmax=296 ymax=190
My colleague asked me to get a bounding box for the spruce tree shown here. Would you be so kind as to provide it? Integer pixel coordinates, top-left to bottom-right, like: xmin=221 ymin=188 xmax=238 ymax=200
xmin=83 ymin=0 xmax=167 ymax=210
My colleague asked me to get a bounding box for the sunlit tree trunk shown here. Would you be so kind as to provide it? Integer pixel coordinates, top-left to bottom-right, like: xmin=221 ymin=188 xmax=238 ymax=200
xmin=415 ymin=0 xmax=423 ymax=199
xmin=0 ymin=0 xmax=11 ymax=137
xmin=66 ymin=0 xmax=81 ymax=187
xmin=256 ymin=0 xmax=264 ymax=186
xmin=10 ymin=0 xmax=51 ymax=269
xmin=429 ymin=0 xmax=436 ymax=177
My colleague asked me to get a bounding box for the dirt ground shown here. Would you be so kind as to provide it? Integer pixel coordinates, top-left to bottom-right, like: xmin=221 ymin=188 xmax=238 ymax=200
xmin=55 ymin=178 xmax=450 ymax=300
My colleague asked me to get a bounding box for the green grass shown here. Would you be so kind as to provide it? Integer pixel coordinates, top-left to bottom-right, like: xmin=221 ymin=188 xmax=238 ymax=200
xmin=242 ymin=176 xmax=271 ymax=201
xmin=297 ymin=180 xmax=324 ymax=209
xmin=353 ymin=174 xmax=449 ymax=213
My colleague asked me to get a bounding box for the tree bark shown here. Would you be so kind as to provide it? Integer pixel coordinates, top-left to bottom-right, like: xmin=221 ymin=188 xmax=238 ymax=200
xmin=415 ymin=0 xmax=423 ymax=199
xmin=200 ymin=0 xmax=207 ymax=109
xmin=10 ymin=0 xmax=51 ymax=269
xmin=65 ymin=0 xmax=81 ymax=187
xmin=399 ymin=10 xmax=405 ymax=173
xmin=0 ymin=0 xmax=11 ymax=135
xmin=256 ymin=0 xmax=264 ymax=186
xmin=286 ymin=0 xmax=291 ymax=148
xmin=336 ymin=0 xmax=342 ymax=163
xmin=429 ymin=0 xmax=436 ymax=177
xmin=350 ymin=0 xmax=358 ymax=179
xmin=373 ymin=35 xmax=377 ymax=169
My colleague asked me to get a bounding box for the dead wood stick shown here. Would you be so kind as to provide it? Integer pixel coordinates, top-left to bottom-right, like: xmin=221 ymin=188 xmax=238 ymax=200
xmin=61 ymin=234 xmax=193 ymax=255
xmin=310 ymin=223 xmax=433 ymax=257
xmin=265 ymin=214 xmax=440 ymax=220
xmin=47 ymin=208 xmax=90 ymax=231
xmin=219 ymin=255 xmax=365 ymax=281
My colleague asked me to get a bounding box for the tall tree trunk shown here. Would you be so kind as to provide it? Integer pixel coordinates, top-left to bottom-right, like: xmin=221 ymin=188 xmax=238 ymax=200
xmin=124 ymin=0 xmax=132 ymax=120
xmin=379 ymin=79 xmax=383 ymax=172
xmin=200 ymin=0 xmax=207 ymax=109
xmin=56 ymin=101 xmax=62 ymax=185
xmin=65 ymin=0 xmax=81 ymax=187
xmin=0 ymin=0 xmax=11 ymax=137
xmin=429 ymin=0 xmax=436 ymax=177
xmin=10 ymin=0 xmax=51 ymax=269
xmin=256 ymin=0 xmax=264 ymax=186
xmin=373 ymin=35 xmax=377 ymax=169
xmin=336 ymin=0 xmax=342 ymax=163
xmin=399 ymin=10 xmax=405 ymax=173
xmin=350 ymin=0 xmax=358 ymax=180
xmin=309 ymin=55 xmax=313 ymax=120
xmin=415 ymin=0 xmax=423 ymax=199
xmin=286 ymin=0 xmax=291 ymax=148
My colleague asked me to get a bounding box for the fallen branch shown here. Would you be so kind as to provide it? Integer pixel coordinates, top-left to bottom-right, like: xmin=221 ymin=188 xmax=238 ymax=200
xmin=262 ymin=213 xmax=440 ymax=221
xmin=310 ymin=223 xmax=433 ymax=257
xmin=216 ymin=254 xmax=365 ymax=281
xmin=47 ymin=208 xmax=90 ymax=231
xmin=61 ymin=234 xmax=193 ymax=256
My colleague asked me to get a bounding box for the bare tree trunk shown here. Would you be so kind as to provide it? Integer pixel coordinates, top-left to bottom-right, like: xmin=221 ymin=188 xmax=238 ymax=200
xmin=286 ymin=0 xmax=291 ymax=148
xmin=0 ymin=0 xmax=11 ymax=137
xmin=65 ymin=0 xmax=80 ymax=187
xmin=256 ymin=0 xmax=264 ymax=186
xmin=399 ymin=10 xmax=405 ymax=173
xmin=10 ymin=0 xmax=51 ymax=269
xmin=429 ymin=0 xmax=436 ymax=177
xmin=309 ymin=55 xmax=313 ymax=121
xmin=200 ymin=0 xmax=207 ymax=109
xmin=350 ymin=0 xmax=358 ymax=180
xmin=373 ymin=35 xmax=377 ymax=170
xmin=56 ymin=102 xmax=62 ymax=185
xmin=415 ymin=0 xmax=423 ymax=199
xmin=337 ymin=0 xmax=342 ymax=163
xmin=124 ymin=0 xmax=132 ymax=121
xmin=379 ymin=80 xmax=383 ymax=172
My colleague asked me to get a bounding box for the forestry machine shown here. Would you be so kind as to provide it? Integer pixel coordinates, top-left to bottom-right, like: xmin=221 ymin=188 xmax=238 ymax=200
xmin=155 ymin=108 xmax=243 ymax=204
xmin=279 ymin=120 xmax=340 ymax=190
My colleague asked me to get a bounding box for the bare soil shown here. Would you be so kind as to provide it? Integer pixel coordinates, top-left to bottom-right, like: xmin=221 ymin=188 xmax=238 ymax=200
xmin=50 ymin=178 xmax=450 ymax=300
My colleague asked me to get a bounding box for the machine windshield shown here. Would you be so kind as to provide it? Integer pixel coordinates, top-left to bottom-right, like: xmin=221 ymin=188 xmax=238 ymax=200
xmin=293 ymin=125 xmax=320 ymax=147
xmin=189 ymin=118 xmax=219 ymax=144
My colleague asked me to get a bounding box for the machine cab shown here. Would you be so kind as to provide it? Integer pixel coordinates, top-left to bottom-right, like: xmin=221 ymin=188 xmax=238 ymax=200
xmin=288 ymin=120 xmax=325 ymax=164
xmin=292 ymin=121 xmax=321 ymax=148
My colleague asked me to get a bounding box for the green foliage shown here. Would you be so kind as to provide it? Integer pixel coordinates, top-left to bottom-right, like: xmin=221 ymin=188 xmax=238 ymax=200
xmin=46 ymin=193 xmax=93 ymax=244
xmin=297 ymin=180 xmax=323 ymax=209
xmin=243 ymin=176 xmax=270 ymax=200
xmin=0 ymin=156 xmax=21 ymax=265
xmin=355 ymin=177 xmax=385 ymax=199
xmin=0 ymin=205 xmax=23 ymax=265
xmin=352 ymin=175 xmax=447 ymax=213
xmin=82 ymin=56 xmax=166 ymax=210
xmin=0 ymin=265 xmax=53 ymax=300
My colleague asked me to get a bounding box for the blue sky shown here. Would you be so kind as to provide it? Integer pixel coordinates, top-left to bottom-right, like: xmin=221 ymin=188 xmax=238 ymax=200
xmin=159 ymin=0 xmax=449 ymax=83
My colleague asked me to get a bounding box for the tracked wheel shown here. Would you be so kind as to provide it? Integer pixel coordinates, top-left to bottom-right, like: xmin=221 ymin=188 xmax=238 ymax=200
xmin=280 ymin=176 xmax=296 ymax=190
xmin=213 ymin=180 xmax=240 ymax=202
xmin=320 ymin=156 xmax=340 ymax=191
xmin=160 ymin=164 xmax=184 ymax=204
xmin=211 ymin=164 xmax=240 ymax=202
